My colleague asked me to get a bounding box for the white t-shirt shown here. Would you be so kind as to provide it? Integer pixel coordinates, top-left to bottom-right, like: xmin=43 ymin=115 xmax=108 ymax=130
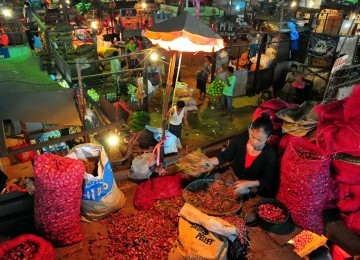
xmin=169 ymin=106 xmax=186 ymax=125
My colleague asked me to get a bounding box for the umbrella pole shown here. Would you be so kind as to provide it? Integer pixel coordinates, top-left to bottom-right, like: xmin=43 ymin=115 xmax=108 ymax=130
xmin=171 ymin=51 xmax=183 ymax=107
xmin=160 ymin=52 xmax=177 ymax=161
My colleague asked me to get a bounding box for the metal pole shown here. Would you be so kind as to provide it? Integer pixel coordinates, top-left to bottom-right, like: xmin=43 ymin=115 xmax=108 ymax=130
xmin=211 ymin=46 xmax=216 ymax=82
xmin=92 ymin=27 xmax=98 ymax=61
xmin=252 ymin=34 xmax=266 ymax=95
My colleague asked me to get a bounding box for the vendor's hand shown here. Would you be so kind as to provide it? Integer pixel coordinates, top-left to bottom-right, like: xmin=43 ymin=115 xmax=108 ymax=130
xmin=232 ymin=180 xmax=250 ymax=196
xmin=207 ymin=157 xmax=219 ymax=166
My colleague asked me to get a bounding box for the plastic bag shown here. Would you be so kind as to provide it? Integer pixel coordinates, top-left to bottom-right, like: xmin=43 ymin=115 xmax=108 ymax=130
xmin=67 ymin=143 xmax=126 ymax=222
xmin=9 ymin=141 xmax=35 ymax=163
xmin=129 ymin=153 xmax=156 ymax=180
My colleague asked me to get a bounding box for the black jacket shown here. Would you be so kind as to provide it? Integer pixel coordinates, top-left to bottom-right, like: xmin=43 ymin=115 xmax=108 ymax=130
xmin=217 ymin=132 xmax=276 ymax=194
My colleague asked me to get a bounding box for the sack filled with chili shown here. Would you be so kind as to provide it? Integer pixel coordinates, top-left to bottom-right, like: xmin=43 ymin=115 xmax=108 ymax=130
xmin=277 ymin=137 xmax=331 ymax=235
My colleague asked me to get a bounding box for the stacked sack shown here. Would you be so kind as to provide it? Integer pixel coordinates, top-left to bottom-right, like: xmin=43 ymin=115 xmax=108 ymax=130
xmin=174 ymin=83 xmax=198 ymax=112
xmin=332 ymin=155 xmax=360 ymax=234
xmin=314 ymin=85 xmax=360 ymax=234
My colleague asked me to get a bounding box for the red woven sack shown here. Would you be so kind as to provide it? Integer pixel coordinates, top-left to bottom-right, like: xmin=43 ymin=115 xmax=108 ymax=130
xmin=337 ymin=196 xmax=360 ymax=213
xmin=0 ymin=234 xmax=55 ymax=260
xmin=314 ymin=99 xmax=345 ymax=122
xmin=332 ymin=160 xmax=360 ymax=185
xmin=34 ymin=154 xmax=85 ymax=246
xmin=344 ymin=85 xmax=360 ymax=122
xmin=9 ymin=141 xmax=35 ymax=163
xmin=259 ymin=99 xmax=288 ymax=111
xmin=277 ymin=134 xmax=296 ymax=158
xmin=349 ymin=185 xmax=360 ymax=196
xmin=253 ymin=108 xmax=282 ymax=131
xmin=277 ymin=138 xmax=331 ymax=234
xmin=344 ymin=210 xmax=360 ymax=234
xmin=133 ymin=173 xmax=190 ymax=210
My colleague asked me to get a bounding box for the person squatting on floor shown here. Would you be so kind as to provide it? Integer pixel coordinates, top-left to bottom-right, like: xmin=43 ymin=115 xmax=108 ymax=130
xmin=282 ymin=64 xmax=302 ymax=104
xmin=222 ymin=66 xmax=236 ymax=122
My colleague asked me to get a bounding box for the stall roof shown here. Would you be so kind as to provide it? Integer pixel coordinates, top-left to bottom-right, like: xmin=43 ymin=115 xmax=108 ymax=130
xmin=0 ymin=89 xmax=82 ymax=126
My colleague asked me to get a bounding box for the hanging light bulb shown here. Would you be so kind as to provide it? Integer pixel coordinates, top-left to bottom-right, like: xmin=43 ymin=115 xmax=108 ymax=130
xmin=290 ymin=0 xmax=297 ymax=8
xmin=308 ymin=0 xmax=314 ymax=8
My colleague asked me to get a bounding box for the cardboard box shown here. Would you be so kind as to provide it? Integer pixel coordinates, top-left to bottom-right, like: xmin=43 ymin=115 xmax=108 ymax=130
xmin=3 ymin=161 xmax=34 ymax=180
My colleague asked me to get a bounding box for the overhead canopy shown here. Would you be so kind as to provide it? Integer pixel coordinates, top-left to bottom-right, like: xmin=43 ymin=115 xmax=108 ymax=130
xmin=0 ymin=89 xmax=82 ymax=126
xmin=144 ymin=12 xmax=224 ymax=52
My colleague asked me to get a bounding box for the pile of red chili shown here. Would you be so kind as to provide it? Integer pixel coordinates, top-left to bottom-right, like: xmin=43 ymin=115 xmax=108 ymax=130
xmin=184 ymin=181 xmax=240 ymax=214
xmin=257 ymin=203 xmax=286 ymax=223
xmin=103 ymin=197 xmax=184 ymax=259
xmin=0 ymin=234 xmax=55 ymax=260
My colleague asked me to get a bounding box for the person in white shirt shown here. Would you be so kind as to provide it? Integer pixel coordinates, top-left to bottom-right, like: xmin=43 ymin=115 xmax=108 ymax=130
xmin=166 ymin=100 xmax=189 ymax=140
xmin=110 ymin=51 xmax=121 ymax=90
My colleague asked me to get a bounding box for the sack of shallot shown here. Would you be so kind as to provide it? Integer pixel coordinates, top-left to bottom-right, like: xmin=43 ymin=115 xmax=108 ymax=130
xmin=34 ymin=154 xmax=84 ymax=246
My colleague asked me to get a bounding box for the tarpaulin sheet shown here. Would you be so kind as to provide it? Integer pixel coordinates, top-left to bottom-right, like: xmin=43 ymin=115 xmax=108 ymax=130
xmin=0 ymin=89 xmax=81 ymax=126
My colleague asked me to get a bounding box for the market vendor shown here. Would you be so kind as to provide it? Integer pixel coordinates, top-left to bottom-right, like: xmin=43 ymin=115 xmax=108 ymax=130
xmin=208 ymin=115 xmax=276 ymax=197
xmin=166 ymin=100 xmax=189 ymax=141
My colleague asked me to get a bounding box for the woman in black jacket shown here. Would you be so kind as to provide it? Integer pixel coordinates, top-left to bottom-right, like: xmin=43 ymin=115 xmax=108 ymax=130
xmin=209 ymin=115 xmax=276 ymax=197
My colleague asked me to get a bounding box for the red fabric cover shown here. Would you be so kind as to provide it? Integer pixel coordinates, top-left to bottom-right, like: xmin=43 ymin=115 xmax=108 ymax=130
xmin=332 ymin=244 xmax=351 ymax=260
xmin=343 ymin=210 xmax=360 ymax=234
xmin=277 ymin=138 xmax=331 ymax=234
xmin=332 ymin=160 xmax=360 ymax=185
xmin=314 ymin=99 xmax=345 ymax=122
xmin=277 ymin=134 xmax=297 ymax=158
xmin=337 ymin=196 xmax=360 ymax=212
xmin=253 ymin=99 xmax=289 ymax=131
xmin=253 ymin=108 xmax=282 ymax=131
xmin=349 ymin=184 xmax=360 ymax=196
xmin=314 ymin=86 xmax=360 ymax=156
xmin=259 ymin=99 xmax=289 ymax=111
xmin=133 ymin=173 xmax=190 ymax=210
xmin=344 ymin=85 xmax=360 ymax=122
xmin=337 ymin=183 xmax=360 ymax=213
xmin=0 ymin=234 xmax=55 ymax=260
xmin=337 ymin=183 xmax=350 ymax=200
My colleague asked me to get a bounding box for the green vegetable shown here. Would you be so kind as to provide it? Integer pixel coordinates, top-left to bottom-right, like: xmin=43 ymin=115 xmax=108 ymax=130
xmin=130 ymin=111 xmax=151 ymax=131
xmin=206 ymin=79 xmax=226 ymax=97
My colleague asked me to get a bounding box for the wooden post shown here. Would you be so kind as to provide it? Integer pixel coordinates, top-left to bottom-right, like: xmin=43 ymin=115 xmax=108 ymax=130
xmin=177 ymin=0 xmax=185 ymax=15
xmin=143 ymin=51 xmax=149 ymax=112
xmin=160 ymin=52 xmax=177 ymax=160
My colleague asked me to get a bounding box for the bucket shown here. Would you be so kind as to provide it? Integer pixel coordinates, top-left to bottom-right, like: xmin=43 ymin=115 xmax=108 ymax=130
xmin=255 ymin=198 xmax=293 ymax=235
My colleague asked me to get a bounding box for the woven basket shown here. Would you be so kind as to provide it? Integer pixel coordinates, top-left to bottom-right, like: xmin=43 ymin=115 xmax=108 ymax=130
xmin=182 ymin=179 xmax=242 ymax=216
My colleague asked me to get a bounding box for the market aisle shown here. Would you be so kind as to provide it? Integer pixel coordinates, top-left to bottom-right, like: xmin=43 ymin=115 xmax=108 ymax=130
xmin=0 ymin=46 xmax=61 ymax=94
